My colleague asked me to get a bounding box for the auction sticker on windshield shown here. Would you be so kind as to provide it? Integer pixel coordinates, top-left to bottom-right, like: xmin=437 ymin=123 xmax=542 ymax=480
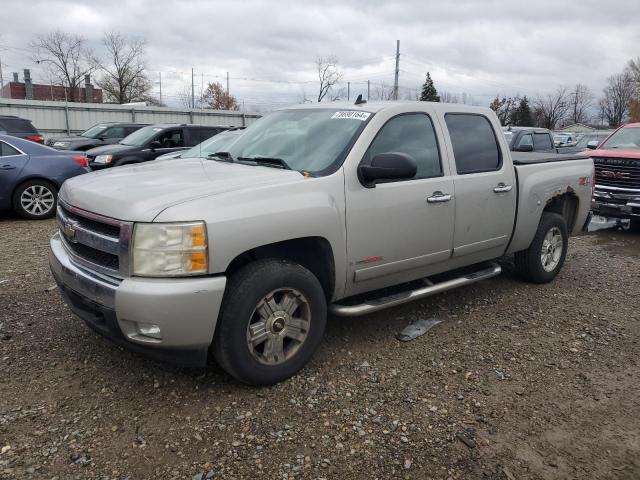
xmin=331 ymin=111 xmax=371 ymax=121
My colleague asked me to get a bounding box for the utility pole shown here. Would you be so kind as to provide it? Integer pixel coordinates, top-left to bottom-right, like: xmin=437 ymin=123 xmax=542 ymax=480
xmin=191 ymin=68 xmax=195 ymax=109
xmin=347 ymin=82 xmax=350 ymax=101
xmin=393 ymin=40 xmax=400 ymax=101
xmin=158 ymin=72 xmax=162 ymax=105
xmin=367 ymin=80 xmax=370 ymax=101
xmin=226 ymin=72 xmax=229 ymax=95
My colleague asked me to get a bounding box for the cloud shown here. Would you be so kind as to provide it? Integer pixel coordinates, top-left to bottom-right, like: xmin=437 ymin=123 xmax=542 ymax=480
xmin=1 ymin=0 xmax=638 ymax=109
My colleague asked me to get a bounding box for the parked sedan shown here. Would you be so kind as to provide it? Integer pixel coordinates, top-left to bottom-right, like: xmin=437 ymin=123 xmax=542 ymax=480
xmin=0 ymin=135 xmax=88 ymax=219
xmin=46 ymin=122 xmax=147 ymax=151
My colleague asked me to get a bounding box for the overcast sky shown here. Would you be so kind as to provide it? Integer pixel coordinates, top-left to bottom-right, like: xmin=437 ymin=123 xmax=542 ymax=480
xmin=1 ymin=0 xmax=638 ymax=110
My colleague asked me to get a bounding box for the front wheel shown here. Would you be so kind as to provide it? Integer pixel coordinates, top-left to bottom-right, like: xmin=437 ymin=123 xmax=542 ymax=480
xmin=213 ymin=259 xmax=327 ymax=385
xmin=12 ymin=180 xmax=58 ymax=219
xmin=515 ymin=212 xmax=568 ymax=283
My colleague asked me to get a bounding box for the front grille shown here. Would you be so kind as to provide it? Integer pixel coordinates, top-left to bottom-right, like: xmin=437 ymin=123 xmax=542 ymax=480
xmin=57 ymin=202 xmax=131 ymax=277
xmin=594 ymin=157 xmax=640 ymax=190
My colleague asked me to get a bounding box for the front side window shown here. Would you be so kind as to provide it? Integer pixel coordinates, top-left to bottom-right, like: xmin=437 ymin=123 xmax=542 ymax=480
xmin=516 ymin=133 xmax=533 ymax=148
xmin=364 ymin=113 xmax=442 ymax=179
xmin=0 ymin=141 xmax=20 ymax=157
xmin=81 ymin=124 xmax=109 ymax=138
xmin=534 ymin=133 xmax=553 ymax=150
xmin=445 ymin=114 xmax=501 ymax=174
xmin=157 ymin=129 xmax=184 ymax=148
xmin=102 ymin=127 xmax=125 ymax=139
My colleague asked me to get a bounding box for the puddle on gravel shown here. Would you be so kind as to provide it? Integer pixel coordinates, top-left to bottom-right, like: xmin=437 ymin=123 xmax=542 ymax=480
xmin=587 ymin=216 xmax=639 ymax=256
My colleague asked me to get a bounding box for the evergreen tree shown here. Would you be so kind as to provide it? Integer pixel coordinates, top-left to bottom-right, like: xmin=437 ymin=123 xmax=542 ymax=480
xmin=420 ymin=72 xmax=440 ymax=102
xmin=511 ymin=96 xmax=533 ymax=126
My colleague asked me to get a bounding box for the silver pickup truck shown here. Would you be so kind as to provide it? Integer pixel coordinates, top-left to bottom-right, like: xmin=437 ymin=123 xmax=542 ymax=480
xmin=49 ymin=102 xmax=594 ymax=385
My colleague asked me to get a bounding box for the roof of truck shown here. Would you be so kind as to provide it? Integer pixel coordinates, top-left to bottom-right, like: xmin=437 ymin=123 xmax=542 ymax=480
xmin=283 ymin=101 xmax=492 ymax=115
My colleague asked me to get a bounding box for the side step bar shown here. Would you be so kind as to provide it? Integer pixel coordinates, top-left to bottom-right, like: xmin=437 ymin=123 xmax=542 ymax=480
xmin=329 ymin=263 xmax=502 ymax=317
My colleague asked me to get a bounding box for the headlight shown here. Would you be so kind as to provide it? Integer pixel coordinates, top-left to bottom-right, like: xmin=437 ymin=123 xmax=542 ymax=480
xmin=132 ymin=222 xmax=208 ymax=277
xmin=94 ymin=154 xmax=113 ymax=164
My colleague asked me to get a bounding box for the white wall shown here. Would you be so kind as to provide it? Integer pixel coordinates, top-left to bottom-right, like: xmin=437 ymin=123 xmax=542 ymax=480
xmin=0 ymin=98 xmax=262 ymax=140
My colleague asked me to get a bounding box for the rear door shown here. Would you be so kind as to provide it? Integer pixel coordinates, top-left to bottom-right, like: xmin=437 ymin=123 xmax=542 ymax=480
xmin=0 ymin=140 xmax=29 ymax=206
xmin=442 ymin=113 xmax=516 ymax=260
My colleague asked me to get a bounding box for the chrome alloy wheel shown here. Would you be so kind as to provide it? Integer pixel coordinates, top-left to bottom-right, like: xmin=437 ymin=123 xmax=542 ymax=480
xmin=540 ymin=226 xmax=563 ymax=272
xmin=20 ymin=185 xmax=55 ymax=216
xmin=246 ymin=288 xmax=311 ymax=365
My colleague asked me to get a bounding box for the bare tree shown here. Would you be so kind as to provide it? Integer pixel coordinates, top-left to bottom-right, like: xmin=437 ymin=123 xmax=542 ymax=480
xmin=599 ymin=72 xmax=635 ymax=127
xmin=440 ymin=91 xmax=460 ymax=103
xmin=489 ymin=95 xmax=518 ymax=126
xmin=95 ymin=32 xmax=152 ymax=104
xmin=31 ymin=30 xmax=95 ymax=102
xmin=567 ymin=84 xmax=593 ymax=125
xmin=628 ymin=57 xmax=640 ymax=94
xmin=533 ymin=86 xmax=569 ymax=129
xmin=316 ymin=56 xmax=342 ymax=102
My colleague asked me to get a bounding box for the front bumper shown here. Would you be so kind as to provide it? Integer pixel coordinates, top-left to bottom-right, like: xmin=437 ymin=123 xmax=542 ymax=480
xmin=592 ymin=187 xmax=640 ymax=219
xmin=49 ymin=233 xmax=226 ymax=367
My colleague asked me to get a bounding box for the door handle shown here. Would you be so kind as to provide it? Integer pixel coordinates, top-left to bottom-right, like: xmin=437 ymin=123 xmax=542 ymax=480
xmin=426 ymin=191 xmax=452 ymax=203
xmin=0 ymin=165 xmax=16 ymax=170
xmin=493 ymin=183 xmax=513 ymax=193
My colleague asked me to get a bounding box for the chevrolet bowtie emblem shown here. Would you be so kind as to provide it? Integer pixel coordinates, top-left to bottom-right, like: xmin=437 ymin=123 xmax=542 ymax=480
xmin=63 ymin=220 xmax=79 ymax=242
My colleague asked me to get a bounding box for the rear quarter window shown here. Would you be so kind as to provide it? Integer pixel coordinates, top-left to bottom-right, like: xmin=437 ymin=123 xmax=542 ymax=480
xmin=445 ymin=113 xmax=502 ymax=174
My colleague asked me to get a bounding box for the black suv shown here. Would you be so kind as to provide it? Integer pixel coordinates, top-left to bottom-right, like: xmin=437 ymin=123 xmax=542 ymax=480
xmin=87 ymin=124 xmax=229 ymax=170
xmin=0 ymin=115 xmax=43 ymax=143
xmin=47 ymin=122 xmax=147 ymax=151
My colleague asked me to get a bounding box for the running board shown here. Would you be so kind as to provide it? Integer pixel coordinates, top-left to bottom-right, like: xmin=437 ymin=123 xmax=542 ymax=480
xmin=329 ymin=263 xmax=502 ymax=317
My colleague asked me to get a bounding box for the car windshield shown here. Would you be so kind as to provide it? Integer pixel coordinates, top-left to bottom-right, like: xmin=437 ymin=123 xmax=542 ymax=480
xmin=81 ymin=124 xmax=110 ymax=138
xmin=183 ymin=130 xmax=242 ymax=158
xmin=120 ymin=125 xmax=164 ymax=146
xmin=226 ymin=108 xmax=372 ymax=175
xmin=575 ymin=133 xmax=604 ymax=148
xmin=600 ymin=127 xmax=640 ymax=149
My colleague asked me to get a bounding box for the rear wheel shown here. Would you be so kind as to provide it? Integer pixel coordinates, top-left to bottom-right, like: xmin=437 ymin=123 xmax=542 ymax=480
xmin=213 ymin=259 xmax=327 ymax=385
xmin=515 ymin=212 xmax=568 ymax=283
xmin=12 ymin=180 xmax=57 ymax=219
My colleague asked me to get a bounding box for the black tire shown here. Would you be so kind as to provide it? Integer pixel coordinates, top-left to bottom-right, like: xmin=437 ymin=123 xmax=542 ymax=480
xmin=12 ymin=179 xmax=58 ymax=220
xmin=515 ymin=212 xmax=568 ymax=284
xmin=213 ymin=259 xmax=327 ymax=385
xmin=629 ymin=218 xmax=640 ymax=233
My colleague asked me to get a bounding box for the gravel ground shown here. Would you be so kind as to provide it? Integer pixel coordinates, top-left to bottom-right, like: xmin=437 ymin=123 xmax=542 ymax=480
xmin=0 ymin=215 xmax=639 ymax=480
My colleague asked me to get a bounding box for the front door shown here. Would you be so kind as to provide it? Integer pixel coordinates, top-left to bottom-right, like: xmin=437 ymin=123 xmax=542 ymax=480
xmin=442 ymin=113 xmax=516 ymax=260
xmin=345 ymin=112 xmax=455 ymax=294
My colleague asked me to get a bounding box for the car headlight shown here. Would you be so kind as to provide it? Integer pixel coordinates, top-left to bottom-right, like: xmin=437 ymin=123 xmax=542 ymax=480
xmin=132 ymin=222 xmax=208 ymax=277
xmin=94 ymin=154 xmax=113 ymax=164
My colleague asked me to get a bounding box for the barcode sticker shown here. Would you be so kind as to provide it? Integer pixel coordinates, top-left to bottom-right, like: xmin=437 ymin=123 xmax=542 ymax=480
xmin=331 ymin=111 xmax=371 ymax=121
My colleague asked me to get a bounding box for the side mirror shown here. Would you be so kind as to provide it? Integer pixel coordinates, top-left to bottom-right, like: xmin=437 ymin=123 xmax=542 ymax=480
xmin=149 ymin=140 xmax=161 ymax=150
xmin=587 ymin=141 xmax=599 ymax=150
xmin=359 ymin=152 xmax=417 ymax=187
xmin=515 ymin=144 xmax=534 ymax=152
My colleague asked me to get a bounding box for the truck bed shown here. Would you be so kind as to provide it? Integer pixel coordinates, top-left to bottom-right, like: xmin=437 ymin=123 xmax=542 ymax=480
xmin=512 ymin=152 xmax=590 ymax=165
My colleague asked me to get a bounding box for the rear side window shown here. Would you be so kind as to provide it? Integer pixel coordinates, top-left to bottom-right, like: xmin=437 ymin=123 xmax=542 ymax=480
xmin=0 ymin=118 xmax=37 ymax=134
xmin=533 ymin=133 xmax=553 ymax=150
xmin=190 ymin=127 xmax=220 ymax=145
xmin=0 ymin=141 xmax=21 ymax=156
xmin=445 ymin=114 xmax=501 ymax=174
xmin=365 ymin=113 xmax=442 ymax=179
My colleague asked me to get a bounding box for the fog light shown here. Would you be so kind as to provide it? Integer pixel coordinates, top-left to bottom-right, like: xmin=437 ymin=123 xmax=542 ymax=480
xmin=137 ymin=323 xmax=162 ymax=339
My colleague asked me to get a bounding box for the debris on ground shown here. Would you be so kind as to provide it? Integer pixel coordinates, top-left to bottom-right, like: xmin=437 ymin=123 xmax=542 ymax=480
xmin=395 ymin=317 xmax=442 ymax=342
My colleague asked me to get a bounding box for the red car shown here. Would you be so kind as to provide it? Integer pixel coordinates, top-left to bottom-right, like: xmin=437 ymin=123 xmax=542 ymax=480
xmin=587 ymin=123 xmax=640 ymax=232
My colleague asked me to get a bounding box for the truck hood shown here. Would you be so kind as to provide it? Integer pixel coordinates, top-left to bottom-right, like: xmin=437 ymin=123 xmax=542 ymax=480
xmin=59 ymin=158 xmax=305 ymax=222
xmin=588 ymin=148 xmax=640 ymax=159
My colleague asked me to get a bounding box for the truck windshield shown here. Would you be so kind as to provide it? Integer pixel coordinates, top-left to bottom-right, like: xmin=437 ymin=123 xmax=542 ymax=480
xmin=120 ymin=125 xmax=164 ymax=146
xmin=226 ymin=109 xmax=372 ymax=175
xmin=600 ymin=127 xmax=640 ymax=149
xmin=81 ymin=124 xmax=109 ymax=138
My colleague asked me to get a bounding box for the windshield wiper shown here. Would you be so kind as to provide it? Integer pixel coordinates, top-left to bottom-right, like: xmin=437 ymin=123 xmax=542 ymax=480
xmin=207 ymin=151 xmax=235 ymax=162
xmin=236 ymin=156 xmax=291 ymax=170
